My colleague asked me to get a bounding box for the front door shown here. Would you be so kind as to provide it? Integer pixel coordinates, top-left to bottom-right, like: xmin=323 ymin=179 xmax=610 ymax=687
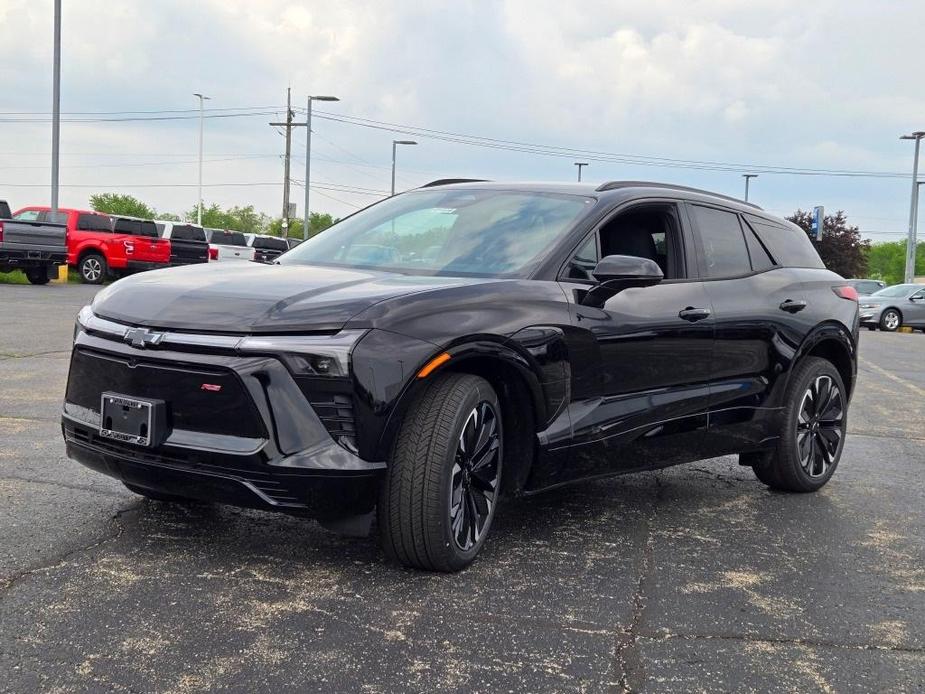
xmin=549 ymin=202 xmax=716 ymax=486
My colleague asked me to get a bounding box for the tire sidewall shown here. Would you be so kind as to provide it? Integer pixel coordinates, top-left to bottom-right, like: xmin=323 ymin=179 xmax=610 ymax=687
xmin=436 ymin=381 xmax=503 ymax=570
xmin=880 ymin=309 xmax=900 ymax=332
xmin=80 ymin=254 xmax=106 ymax=285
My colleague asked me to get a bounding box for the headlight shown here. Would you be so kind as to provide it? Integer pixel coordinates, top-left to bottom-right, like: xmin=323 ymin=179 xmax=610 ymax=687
xmin=859 ymin=303 xmax=878 ymax=309
xmin=238 ymin=330 xmax=366 ymax=377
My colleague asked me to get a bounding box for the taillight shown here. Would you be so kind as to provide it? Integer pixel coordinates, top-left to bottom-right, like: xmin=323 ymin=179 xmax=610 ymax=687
xmin=0 ymin=221 xmax=4 ymax=243
xmin=833 ymin=285 xmax=859 ymax=301
xmin=209 ymin=247 xmax=218 ymax=260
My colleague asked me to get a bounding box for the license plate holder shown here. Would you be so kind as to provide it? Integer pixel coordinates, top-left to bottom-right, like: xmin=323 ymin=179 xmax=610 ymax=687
xmin=100 ymin=392 xmax=166 ymax=447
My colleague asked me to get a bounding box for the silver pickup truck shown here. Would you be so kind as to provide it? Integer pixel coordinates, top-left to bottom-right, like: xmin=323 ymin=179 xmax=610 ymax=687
xmin=0 ymin=200 xmax=68 ymax=285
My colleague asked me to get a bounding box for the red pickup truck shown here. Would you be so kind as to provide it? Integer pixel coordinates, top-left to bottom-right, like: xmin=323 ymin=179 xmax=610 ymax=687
xmin=12 ymin=207 xmax=171 ymax=284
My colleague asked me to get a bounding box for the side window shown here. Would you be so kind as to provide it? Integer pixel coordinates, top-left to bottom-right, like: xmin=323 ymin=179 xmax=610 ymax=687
xmin=43 ymin=211 xmax=68 ymax=225
xmin=745 ymin=215 xmax=824 ymax=269
xmin=690 ymin=205 xmax=751 ymax=278
xmin=741 ymin=218 xmax=776 ymax=271
xmin=565 ymin=235 xmax=599 ymax=281
xmin=13 ymin=210 xmax=40 ymax=222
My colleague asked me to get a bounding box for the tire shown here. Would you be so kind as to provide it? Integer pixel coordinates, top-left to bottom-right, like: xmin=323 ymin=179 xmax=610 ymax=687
xmin=879 ymin=308 xmax=901 ymax=332
xmin=79 ymin=253 xmax=107 ymax=284
xmin=378 ymin=373 xmax=503 ymax=572
xmin=866 ymin=326 xmax=876 ymax=332
xmin=123 ymin=482 xmax=200 ymax=504
xmin=25 ymin=268 xmax=50 ymax=285
xmin=746 ymin=356 xmax=847 ymax=492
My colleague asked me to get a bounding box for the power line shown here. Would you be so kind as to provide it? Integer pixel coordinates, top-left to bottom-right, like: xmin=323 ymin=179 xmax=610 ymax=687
xmin=0 ymin=110 xmax=284 ymax=124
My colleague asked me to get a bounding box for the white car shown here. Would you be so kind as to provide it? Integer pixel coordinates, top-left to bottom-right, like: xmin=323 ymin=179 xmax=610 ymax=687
xmin=205 ymin=228 xmax=256 ymax=262
xmin=245 ymin=233 xmax=290 ymax=263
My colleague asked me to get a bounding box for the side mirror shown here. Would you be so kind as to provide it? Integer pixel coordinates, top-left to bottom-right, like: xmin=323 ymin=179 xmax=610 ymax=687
xmin=591 ymin=254 xmax=664 ymax=287
xmin=910 ymin=295 xmax=923 ymax=302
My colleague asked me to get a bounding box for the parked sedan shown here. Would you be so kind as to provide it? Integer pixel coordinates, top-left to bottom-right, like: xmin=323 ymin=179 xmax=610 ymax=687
xmin=859 ymin=283 xmax=925 ymax=331
xmin=846 ymin=278 xmax=886 ymax=296
xmin=62 ymin=180 xmax=859 ymax=572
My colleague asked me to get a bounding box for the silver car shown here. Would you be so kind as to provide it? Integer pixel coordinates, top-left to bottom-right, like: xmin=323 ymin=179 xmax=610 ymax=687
xmin=859 ymin=283 xmax=925 ymax=332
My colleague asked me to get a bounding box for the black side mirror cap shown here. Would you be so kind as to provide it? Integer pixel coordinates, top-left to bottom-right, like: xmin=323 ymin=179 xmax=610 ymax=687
xmin=591 ymin=254 xmax=664 ymax=286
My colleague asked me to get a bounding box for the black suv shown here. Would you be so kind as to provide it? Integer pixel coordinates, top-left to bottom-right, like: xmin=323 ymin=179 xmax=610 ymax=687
xmin=63 ymin=181 xmax=859 ymax=571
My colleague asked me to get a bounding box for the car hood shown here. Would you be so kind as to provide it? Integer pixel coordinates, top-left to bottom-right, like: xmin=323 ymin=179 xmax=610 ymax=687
xmin=91 ymin=262 xmax=493 ymax=333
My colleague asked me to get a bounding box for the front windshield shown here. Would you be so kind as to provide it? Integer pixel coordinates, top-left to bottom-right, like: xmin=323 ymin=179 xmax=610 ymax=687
xmin=872 ymin=284 xmax=915 ymax=298
xmin=281 ymin=189 xmax=594 ymax=277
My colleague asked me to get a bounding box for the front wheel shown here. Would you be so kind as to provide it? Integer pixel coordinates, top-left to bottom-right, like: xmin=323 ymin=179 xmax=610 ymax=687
xmin=378 ymin=373 xmax=503 ymax=572
xmin=745 ymin=356 xmax=847 ymax=492
xmin=880 ymin=309 xmax=901 ymax=332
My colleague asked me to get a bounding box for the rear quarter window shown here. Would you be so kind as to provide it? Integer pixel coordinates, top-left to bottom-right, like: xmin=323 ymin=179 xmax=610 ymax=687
xmin=745 ymin=215 xmax=824 ymax=269
xmin=171 ymin=225 xmax=206 ymax=242
xmin=210 ymin=230 xmax=247 ymax=246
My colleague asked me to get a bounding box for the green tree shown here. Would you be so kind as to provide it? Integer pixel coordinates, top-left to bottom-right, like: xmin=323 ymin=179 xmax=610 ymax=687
xmin=787 ymin=210 xmax=869 ymax=278
xmin=267 ymin=212 xmax=337 ymax=239
xmin=185 ymin=203 xmax=269 ymax=232
xmin=89 ymin=193 xmax=157 ymax=219
xmin=865 ymin=240 xmax=925 ymax=284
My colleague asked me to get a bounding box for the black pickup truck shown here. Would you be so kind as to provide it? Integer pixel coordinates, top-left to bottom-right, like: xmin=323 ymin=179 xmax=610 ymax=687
xmin=0 ymin=199 xmax=67 ymax=285
xmin=155 ymin=221 xmax=209 ymax=266
xmin=246 ymin=233 xmax=290 ymax=263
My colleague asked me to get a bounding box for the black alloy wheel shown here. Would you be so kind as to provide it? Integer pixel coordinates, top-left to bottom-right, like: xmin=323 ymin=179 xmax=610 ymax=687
xmin=796 ymin=375 xmax=844 ymax=479
xmin=449 ymin=401 xmax=501 ymax=552
xmin=379 ymin=372 xmax=503 ymax=572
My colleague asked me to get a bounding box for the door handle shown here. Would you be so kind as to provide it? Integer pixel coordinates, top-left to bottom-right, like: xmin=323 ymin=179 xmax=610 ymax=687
xmin=679 ymin=307 xmax=711 ymax=322
xmin=779 ymin=299 xmax=807 ymax=313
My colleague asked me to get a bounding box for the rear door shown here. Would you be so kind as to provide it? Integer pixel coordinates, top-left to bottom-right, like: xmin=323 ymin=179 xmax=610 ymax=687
xmin=907 ymin=287 xmax=925 ymax=326
xmin=687 ymin=204 xmax=809 ymax=454
xmin=554 ymin=200 xmax=715 ymax=483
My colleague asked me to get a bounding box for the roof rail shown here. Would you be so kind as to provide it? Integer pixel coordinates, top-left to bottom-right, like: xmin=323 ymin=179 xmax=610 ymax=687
xmin=594 ymin=180 xmax=762 ymax=210
xmin=420 ymin=178 xmax=491 ymax=188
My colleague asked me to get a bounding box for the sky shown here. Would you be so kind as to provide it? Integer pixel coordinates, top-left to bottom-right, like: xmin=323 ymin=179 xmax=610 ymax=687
xmin=1 ymin=0 xmax=923 ymax=243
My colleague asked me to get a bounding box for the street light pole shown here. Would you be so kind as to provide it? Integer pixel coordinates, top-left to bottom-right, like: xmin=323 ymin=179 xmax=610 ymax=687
xmin=742 ymin=174 xmax=758 ymax=202
xmin=574 ymin=162 xmax=588 ymax=182
xmin=391 ymin=140 xmax=418 ymax=196
xmin=51 ymin=0 xmax=61 ymax=213
xmin=901 ymin=132 xmax=925 ymax=284
xmin=303 ymin=95 xmax=339 ymax=241
xmin=193 ymin=93 xmax=210 ymax=226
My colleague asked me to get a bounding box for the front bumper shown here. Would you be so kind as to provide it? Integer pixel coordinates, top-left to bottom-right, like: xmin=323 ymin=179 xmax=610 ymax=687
xmin=859 ymin=306 xmax=883 ymax=326
xmin=62 ymin=328 xmax=385 ymax=520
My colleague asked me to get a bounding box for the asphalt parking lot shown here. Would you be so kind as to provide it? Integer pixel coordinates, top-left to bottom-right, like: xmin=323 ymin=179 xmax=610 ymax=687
xmin=0 ymin=283 xmax=922 ymax=693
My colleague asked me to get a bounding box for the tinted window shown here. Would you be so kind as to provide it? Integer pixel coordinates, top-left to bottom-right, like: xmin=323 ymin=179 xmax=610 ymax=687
xmin=282 ymin=189 xmax=593 ymax=277
xmin=171 ymin=224 xmax=206 ymax=242
xmin=691 ymin=205 xmax=751 ymax=278
xmin=565 ymin=235 xmax=599 ymax=281
xmin=42 ymin=211 xmax=69 ymax=225
xmin=113 ymin=218 xmax=141 ymax=235
xmin=155 ymin=222 xmax=166 ymax=234
xmin=0 ymin=201 xmax=12 ymax=219
xmin=252 ymin=236 xmax=288 ymax=250
xmin=137 ymin=221 xmax=158 ymax=238
xmin=78 ymin=213 xmax=112 ymax=231
xmin=745 ymin=216 xmax=824 ymax=269
xmin=210 ymin=230 xmax=247 ymax=246
xmin=741 ymin=218 xmax=776 ymax=271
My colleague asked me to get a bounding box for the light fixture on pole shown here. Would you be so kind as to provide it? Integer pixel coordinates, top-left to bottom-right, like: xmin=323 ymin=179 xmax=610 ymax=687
xmin=742 ymin=174 xmax=758 ymax=202
xmin=193 ymin=93 xmax=211 ymax=226
xmin=391 ymin=140 xmax=417 ymax=196
xmin=901 ymin=132 xmax=925 ymax=284
xmin=303 ymin=95 xmax=339 ymax=241
xmin=574 ymin=162 xmax=588 ymax=182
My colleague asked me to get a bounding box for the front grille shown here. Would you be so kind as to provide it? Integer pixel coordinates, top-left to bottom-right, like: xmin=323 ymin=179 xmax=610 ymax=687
xmin=67 ymin=347 xmax=266 ymax=439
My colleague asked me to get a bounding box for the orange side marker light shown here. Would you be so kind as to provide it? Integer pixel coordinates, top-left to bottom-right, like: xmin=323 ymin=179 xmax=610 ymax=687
xmin=417 ymin=352 xmax=451 ymax=379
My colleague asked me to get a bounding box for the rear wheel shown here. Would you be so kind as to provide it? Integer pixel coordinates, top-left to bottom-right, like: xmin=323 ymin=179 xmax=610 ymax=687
xmin=378 ymin=373 xmax=502 ymax=572
xmin=745 ymin=357 xmax=846 ymax=492
xmin=25 ymin=268 xmax=50 ymax=285
xmin=79 ymin=253 xmax=107 ymax=284
xmin=880 ymin=309 xmax=901 ymax=332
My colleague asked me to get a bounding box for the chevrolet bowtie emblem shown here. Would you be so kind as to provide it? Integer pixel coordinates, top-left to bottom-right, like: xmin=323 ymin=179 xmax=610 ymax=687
xmin=123 ymin=327 xmax=165 ymax=349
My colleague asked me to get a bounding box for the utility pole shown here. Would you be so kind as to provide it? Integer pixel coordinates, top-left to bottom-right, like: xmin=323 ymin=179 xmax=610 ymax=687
xmin=574 ymin=162 xmax=588 ymax=182
xmin=269 ymin=88 xmax=295 ymax=234
xmin=302 ymin=94 xmax=339 ymax=241
xmin=901 ymin=132 xmax=925 ymax=284
xmin=193 ymin=93 xmax=210 ymax=225
xmin=50 ymin=0 xmax=61 ymax=213
xmin=742 ymin=174 xmax=758 ymax=202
